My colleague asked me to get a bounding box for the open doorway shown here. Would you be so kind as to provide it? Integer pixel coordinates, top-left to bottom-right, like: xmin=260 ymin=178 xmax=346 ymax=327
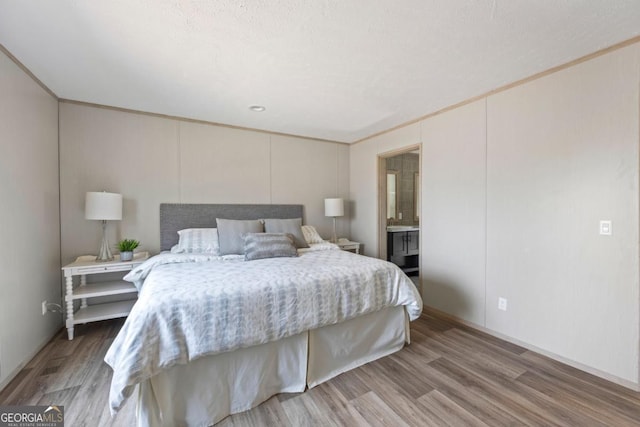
xmin=378 ymin=145 xmax=421 ymax=285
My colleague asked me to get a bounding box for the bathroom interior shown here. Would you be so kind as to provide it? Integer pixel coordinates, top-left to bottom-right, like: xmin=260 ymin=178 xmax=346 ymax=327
xmin=385 ymin=151 xmax=420 ymax=276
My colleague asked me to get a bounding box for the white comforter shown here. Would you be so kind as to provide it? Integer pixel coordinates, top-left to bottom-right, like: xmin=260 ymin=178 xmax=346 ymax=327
xmin=104 ymin=248 xmax=422 ymax=413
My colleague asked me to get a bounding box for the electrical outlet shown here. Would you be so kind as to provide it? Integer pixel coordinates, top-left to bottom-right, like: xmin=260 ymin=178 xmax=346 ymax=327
xmin=42 ymin=300 xmax=47 ymax=316
xmin=599 ymin=220 xmax=612 ymax=235
xmin=498 ymin=297 xmax=508 ymax=311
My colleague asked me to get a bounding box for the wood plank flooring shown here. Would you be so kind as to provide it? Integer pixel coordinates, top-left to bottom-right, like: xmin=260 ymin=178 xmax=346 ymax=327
xmin=1 ymin=313 xmax=639 ymax=426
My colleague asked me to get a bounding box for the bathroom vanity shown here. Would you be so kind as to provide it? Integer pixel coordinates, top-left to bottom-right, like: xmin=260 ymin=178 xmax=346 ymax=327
xmin=387 ymin=226 xmax=419 ymax=275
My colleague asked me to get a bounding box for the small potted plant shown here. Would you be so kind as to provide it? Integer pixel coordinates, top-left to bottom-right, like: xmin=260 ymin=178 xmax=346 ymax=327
xmin=117 ymin=239 xmax=140 ymax=261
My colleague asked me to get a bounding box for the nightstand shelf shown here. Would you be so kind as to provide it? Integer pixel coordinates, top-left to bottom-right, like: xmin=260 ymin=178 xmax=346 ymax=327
xmin=62 ymin=252 xmax=148 ymax=340
xmin=73 ymin=300 xmax=136 ymax=324
xmin=71 ymin=280 xmax=137 ymax=299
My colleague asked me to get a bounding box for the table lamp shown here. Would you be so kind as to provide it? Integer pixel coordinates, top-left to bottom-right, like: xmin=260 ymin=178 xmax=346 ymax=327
xmin=324 ymin=198 xmax=344 ymax=244
xmin=85 ymin=191 xmax=122 ymax=262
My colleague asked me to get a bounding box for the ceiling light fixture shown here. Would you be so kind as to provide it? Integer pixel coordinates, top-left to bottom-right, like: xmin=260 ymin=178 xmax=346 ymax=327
xmin=249 ymin=105 xmax=266 ymax=112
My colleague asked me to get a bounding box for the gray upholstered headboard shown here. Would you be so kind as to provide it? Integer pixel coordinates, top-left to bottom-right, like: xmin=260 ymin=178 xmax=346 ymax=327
xmin=159 ymin=203 xmax=304 ymax=251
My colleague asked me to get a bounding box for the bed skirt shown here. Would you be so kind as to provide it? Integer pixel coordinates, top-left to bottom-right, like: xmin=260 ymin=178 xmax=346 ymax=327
xmin=136 ymin=305 xmax=409 ymax=426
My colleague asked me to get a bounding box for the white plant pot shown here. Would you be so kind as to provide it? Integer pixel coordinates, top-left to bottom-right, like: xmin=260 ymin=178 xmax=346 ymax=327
xmin=120 ymin=251 xmax=133 ymax=261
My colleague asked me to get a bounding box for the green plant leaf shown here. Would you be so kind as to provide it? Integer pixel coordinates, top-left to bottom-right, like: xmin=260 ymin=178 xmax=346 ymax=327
xmin=117 ymin=239 xmax=140 ymax=252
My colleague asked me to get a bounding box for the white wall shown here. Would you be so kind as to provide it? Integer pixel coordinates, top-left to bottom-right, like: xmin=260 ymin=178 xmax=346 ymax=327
xmin=271 ymin=134 xmax=350 ymax=236
xmin=421 ymin=100 xmax=487 ymax=326
xmin=60 ymin=105 xmax=181 ymax=263
xmin=486 ymin=45 xmax=639 ymax=383
xmin=350 ymin=42 xmax=640 ymax=386
xmin=0 ymin=50 xmax=60 ymax=388
xmin=59 ymin=104 xmax=349 ymax=264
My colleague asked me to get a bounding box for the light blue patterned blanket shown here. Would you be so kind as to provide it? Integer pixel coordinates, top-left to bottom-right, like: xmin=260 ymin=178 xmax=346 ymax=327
xmin=104 ymin=248 xmax=422 ymax=413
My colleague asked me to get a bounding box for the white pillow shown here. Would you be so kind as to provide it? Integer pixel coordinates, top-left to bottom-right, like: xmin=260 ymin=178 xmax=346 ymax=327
xmin=171 ymin=228 xmax=220 ymax=255
xmin=301 ymin=225 xmax=324 ymax=244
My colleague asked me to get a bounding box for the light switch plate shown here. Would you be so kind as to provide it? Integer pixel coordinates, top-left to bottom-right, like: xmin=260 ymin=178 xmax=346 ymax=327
xmin=599 ymin=220 xmax=612 ymax=236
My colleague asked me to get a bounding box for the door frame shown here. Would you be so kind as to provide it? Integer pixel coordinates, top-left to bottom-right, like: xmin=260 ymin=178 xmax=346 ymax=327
xmin=377 ymin=144 xmax=422 ymax=264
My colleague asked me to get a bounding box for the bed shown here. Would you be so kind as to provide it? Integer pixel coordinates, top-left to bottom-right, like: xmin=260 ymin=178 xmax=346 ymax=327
xmin=104 ymin=203 xmax=423 ymax=426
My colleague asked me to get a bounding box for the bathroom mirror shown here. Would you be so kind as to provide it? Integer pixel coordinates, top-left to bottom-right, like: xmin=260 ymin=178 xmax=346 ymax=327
xmin=414 ymin=172 xmax=419 ymax=220
xmin=386 ymin=171 xmax=398 ymax=219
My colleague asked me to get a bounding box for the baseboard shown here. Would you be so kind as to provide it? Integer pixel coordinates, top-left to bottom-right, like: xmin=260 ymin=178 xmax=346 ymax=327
xmin=422 ymin=305 xmax=640 ymax=392
xmin=0 ymin=328 xmax=63 ymax=392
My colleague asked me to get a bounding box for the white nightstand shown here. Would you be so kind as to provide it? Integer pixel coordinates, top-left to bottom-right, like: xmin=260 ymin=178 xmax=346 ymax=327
xmin=337 ymin=240 xmax=361 ymax=254
xmin=61 ymin=252 xmax=148 ymax=340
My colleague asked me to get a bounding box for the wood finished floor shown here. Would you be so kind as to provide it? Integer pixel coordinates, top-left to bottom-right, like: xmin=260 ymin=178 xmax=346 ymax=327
xmin=1 ymin=314 xmax=640 ymax=426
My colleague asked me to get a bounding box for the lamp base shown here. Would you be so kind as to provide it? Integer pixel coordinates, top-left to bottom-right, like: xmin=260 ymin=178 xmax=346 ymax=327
xmin=96 ymin=220 xmax=113 ymax=262
xmin=330 ymin=217 xmax=338 ymax=244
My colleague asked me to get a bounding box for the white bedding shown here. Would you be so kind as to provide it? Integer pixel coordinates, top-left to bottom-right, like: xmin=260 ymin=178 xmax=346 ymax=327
xmin=104 ymin=247 xmax=422 ymax=414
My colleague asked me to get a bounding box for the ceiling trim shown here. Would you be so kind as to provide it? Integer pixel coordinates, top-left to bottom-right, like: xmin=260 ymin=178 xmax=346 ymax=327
xmin=0 ymin=43 xmax=58 ymax=100
xmin=58 ymin=99 xmax=348 ymax=146
xmin=353 ymin=34 xmax=640 ymax=146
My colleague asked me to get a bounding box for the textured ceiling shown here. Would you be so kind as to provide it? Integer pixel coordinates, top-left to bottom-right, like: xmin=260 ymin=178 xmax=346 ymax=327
xmin=1 ymin=1 xmax=639 ymax=143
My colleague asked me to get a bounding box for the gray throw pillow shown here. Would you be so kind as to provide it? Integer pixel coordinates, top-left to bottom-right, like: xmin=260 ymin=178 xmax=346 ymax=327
xmin=263 ymin=218 xmax=309 ymax=249
xmin=216 ymin=218 xmax=264 ymax=255
xmin=244 ymin=233 xmax=298 ymax=261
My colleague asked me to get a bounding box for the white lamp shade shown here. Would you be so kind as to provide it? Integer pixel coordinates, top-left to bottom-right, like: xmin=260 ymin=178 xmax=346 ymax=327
xmin=85 ymin=192 xmax=123 ymax=220
xmin=324 ymin=198 xmax=344 ymax=217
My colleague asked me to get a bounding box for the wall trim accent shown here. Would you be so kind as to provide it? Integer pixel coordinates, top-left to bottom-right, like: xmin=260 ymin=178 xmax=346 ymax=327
xmin=353 ymin=35 xmax=640 ymax=145
xmin=422 ymin=305 xmax=640 ymax=392
xmin=58 ymin=99 xmax=348 ymax=146
xmin=0 ymin=43 xmax=58 ymax=99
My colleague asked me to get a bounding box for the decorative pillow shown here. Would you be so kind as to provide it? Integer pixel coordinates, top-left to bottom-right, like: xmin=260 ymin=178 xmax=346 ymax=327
xmin=263 ymin=218 xmax=309 ymax=249
xmin=301 ymin=225 xmax=324 ymax=244
xmin=171 ymin=228 xmax=220 ymax=254
xmin=216 ymin=218 xmax=264 ymax=255
xmin=243 ymin=233 xmax=298 ymax=261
